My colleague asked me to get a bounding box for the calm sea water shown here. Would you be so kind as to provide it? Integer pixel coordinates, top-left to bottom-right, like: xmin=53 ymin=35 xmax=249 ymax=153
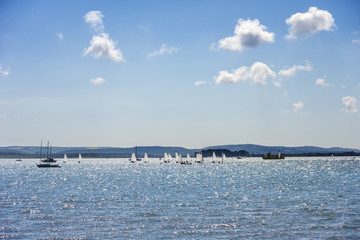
xmin=1 ymin=157 xmax=359 ymax=239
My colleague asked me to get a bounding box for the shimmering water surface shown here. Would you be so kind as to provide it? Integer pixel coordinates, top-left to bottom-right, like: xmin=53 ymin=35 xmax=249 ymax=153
xmin=1 ymin=157 xmax=359 ymax=239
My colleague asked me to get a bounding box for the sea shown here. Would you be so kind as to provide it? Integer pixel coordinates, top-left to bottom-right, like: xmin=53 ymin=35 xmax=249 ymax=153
xmin=1 ymin=157 xmax=359 ymax=239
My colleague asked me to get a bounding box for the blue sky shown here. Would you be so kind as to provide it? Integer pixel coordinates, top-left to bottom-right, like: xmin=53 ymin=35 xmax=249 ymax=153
xmin=0 ymin=0 xmax=359 ymax=149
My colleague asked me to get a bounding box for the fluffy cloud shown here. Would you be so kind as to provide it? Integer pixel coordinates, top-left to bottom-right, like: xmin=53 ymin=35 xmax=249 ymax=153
xmin=215 ymin=66 xmax=249 ymax=84
xmin=0 ymin=63 xmax=10 ymax=76
xmin=250 ymin=62 xmax=276 ymax=85
xmin=278 ymin=63 xmax=312 ymax=77
xmin=56 ymin=32 xmax=64 ymax=40
xmin=83 ymin=33 xmax=124 ymax=62
xmin=214 ymin=62 xmax=275 ymax=85
xmin=194 ymin=80 xmax=206 ymax=86
xmin=90 ymin=77 xmax=105 ymax=85
xmin=148 ymin=44 xmax=180 ymax=58
xmin=293 ymin=101 xmax=304 ymax=112
xmin=84 ymin=11 xmax=104 ymax=32
xmin=342 ymin=96 xmax=358 ymax=113
xmin=286 ymin=7 xmax=335 ymax=39
xmin=315 ymin=78 xmax=333 ymax=87
xmin=216 ymin=18 xmax=275 ymax=51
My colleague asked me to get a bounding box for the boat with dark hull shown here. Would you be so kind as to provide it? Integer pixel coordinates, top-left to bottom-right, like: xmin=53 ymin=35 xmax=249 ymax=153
xmin=36 ymin=141 xmax=60 ymax=168
xmin=263 ymin=151 xmax=285 ymax=160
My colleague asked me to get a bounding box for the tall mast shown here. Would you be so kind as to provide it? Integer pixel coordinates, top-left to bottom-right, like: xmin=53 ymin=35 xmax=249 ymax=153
xmin=40 ymin=140 xmax=43 ymax=161
xmin=46 ymin=141 xmax=49 ymax=159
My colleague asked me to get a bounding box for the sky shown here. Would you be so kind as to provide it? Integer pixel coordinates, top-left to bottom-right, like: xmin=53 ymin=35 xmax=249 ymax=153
xmin=0 ymin=0 xmax=359 ymax=149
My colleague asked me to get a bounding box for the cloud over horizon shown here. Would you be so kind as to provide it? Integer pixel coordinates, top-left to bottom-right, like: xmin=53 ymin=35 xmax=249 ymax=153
xmin=342 ymin=96 xmax=358 ymax=113
xmin=286 ymin=7 xmax=335 ymax=39
xmin=84 ymin=11 xmax=104 ymax=32
xmin=293 ymin=101 xmax=304 ymax=112
xmin=83 ymin=11 xmax=124 ymax=62
xmin=83 ymin=33 xmax=125 ymax=62
xmin=215 ymin=62 xmax=275 ymax=85
xmin=216 ymin=18 xmax=275 ymax=51
xmin=148 ymin=44 xmax=180 ymax=58
xmin=278 ymin=63 xmax=312 ymax=77
xmin=90 ymin=77 xmax=105 ymax=85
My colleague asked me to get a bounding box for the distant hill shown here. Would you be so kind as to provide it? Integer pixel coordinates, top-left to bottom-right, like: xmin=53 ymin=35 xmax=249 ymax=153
xmin=0 ymin=144 xmax=359 ymax=158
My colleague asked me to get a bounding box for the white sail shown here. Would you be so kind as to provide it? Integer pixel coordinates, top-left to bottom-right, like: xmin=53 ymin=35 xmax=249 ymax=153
xmin=78 ymin=153 xmax=82 ymax=163
xmin=130 ymin=153 xmax=137 ymax=163
xmin=144 ymin=153 xmax=149 ymax=163
xmin=63 ymin=154 xmax=68 ymax=163
xmin=175 ymin=153 xmax=179 ymax=162
xmin=222 ymin=153 xmax=226 ymax=163
xmin=179 ymin=154 xmax=182 ymax=163
xmin=212 ymin=152 xmax=216 ymax=161
xmin=187 ymin=153 xmax=191 ymax=162
xmin=168 ymin=153 xmax=173 ymax=162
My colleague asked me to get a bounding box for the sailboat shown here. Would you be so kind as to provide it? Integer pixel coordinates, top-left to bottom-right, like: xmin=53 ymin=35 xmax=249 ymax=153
xmin=63 ymin=154 xmax=68 ymax=163
xmin=181 ymin=153 xmax=192 ymax=165
xmin=164 ymin=152 xmax=170 ymax=163
xmin=175 ymin=153 xmax=179 ymax=163
xmin=168 ymin=153 xmax=173 ymax=162
xmin=41 ymin=142 xmax=57 ymax=163
xmin=144 ymin=153 xmax=149 ymax=163
xmin=212 ymin=152 xmax=217 ymax=163
xmin=130 ymin=153 xmax=136 ymax=163
xmin=195 ymin=153 xmax=204 ymax=163
xmin=37 ymin=141 xmax=60 ymax=168
xmin=221 ymin=153 xmax=226 ymax=163
xmin=78 ymin=153 xmax=82 ymax=163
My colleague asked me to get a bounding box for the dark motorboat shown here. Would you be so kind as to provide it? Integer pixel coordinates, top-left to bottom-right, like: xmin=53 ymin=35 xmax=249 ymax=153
xmin=37 ymin=163 xmax=60 ymax=168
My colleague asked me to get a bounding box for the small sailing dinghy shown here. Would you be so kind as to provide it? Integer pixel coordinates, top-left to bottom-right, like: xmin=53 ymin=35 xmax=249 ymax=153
xmin=63 ymin=154 xmax=68 ymax=163
xmin=221 ymin=153 xmax=226 ymax=163
xmin=212 ymin=152 xmax=217 ymax=163
xmin=181 ymin=153 xmax=192 ymax=165
xmin=130 ymin=153 xmax=137 ymax=163
xmin=144 ymin=153 xmax=149 ymax=163
xmin=164 ymin=152 xmax=170 ymax=163
xmin=78 ymin=153 xmax=82 ymax=163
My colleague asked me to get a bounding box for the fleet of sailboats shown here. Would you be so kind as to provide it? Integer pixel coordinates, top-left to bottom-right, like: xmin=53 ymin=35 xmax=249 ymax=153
xmin=35 ymin=143 xmax=230 ymax=166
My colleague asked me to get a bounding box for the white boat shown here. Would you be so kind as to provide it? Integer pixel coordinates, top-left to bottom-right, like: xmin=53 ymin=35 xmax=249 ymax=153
xmin=222 ymin=153 xmax=226 ymax=163
xmin=144 ymin=153 xmax=149 ymax=163
xmin=164 ymin=152 xmax=170 ymax=163
xmin=195 ymin=153 xmax=204 ymax=163
xmin=212 ymin=152 xmax=217 ymax=163
xmin=168 ymin=153 xmax=173 ymax=162
xmin=175 ymin=153 xmax=179 ymax=163
xmin=78 ymin=153 xmax=82 ymax=163
xmin=130 ymin=153 xmax=136 ymax=163
xmin=63 ymin=154 xmax=68 ymax=163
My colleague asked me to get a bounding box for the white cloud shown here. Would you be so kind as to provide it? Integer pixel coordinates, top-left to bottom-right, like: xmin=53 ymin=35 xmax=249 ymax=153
xmin=84 ymin=11 xmax=104 ymax=32
xmin=250 ymin=62 xmax=276 ymax=85
xmin=214 ymin=62 xmax=275 ymax=85
xmin=293 ymin=101 xmax=304 ymax=112
xmin=83 ymin=33 xmax=124 ymax=62
xmin=216 ymin=18 xmax=275 ymax=51
xmin=90 ymin=77 xmax=105 ymax=85
xmin=286 ymin=7 xmax=335 ymax=40
xmin=342 ymin=96 xmax=358 ymax=113
xmin=315 ymin=78 xmax=333 ymax=87
xmin=194 ymin=80 xmax=206 ymax=86
xmin=352 ymin=39 xmax=360 ymax=44
xmin=148 ymin=44 xmax=180 ymax=58
xmin=0 ymin=63 xmax=10 ymax=76
xmin=273 ymin=81 xmax=282 ymax=87
xmin=278 ymin=63 xmax=312 ymax=77
xmin=56 ymin=32 xmax=64 ymax=40
xmin=215 ymin=66 xmax=249 ymax=84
